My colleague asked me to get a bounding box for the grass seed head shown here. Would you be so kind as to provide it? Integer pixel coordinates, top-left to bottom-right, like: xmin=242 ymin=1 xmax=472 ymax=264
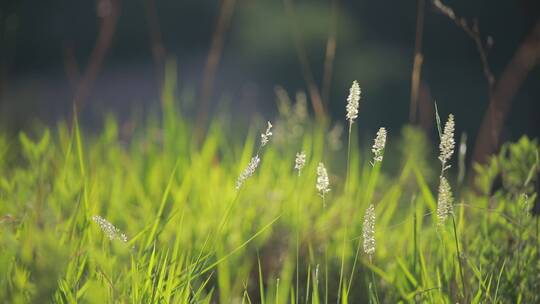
xmin=363 ymin=204 xmax=376 ymax=258
xmin=316 ymin=162 xmax=330 ymax=196
xmin=294 ymin=151 xmax=306 ymax=175
xmin=92 ymin=215 xmax=128 ymax=243
xmin=439 ymin=114 xmax=455 ymax=169
xmin=236 ymin=155 xmax=261 ymax=190
xmin=260 ymin=121 xmax=273 ymax=147
xmin=372 ymin=127 xmax=387 ymax=165
xmin=436 ymin=176 xmax=453 ymax=225
xmin=346 ymin=80 xmax=361 ymax=124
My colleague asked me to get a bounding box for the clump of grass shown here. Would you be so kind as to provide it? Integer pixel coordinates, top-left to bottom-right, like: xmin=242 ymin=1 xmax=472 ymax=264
xmin=0 ymin=83 xmax=538 ymax=303
xmin=435 ymin=111 xmax=467 ymax=300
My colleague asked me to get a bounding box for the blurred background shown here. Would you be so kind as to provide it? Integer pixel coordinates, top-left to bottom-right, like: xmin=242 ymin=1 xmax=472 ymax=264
xmin=0 ymin=0 xmax=539 ymax=151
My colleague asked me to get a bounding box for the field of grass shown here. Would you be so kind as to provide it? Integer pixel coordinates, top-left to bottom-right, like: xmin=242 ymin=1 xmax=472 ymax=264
xmin=0 ymin=84 xmax=539 ymax=303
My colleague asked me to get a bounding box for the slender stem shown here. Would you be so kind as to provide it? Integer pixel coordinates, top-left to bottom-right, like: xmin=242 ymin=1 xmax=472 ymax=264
xmin=347 ymin=238 xmax=362 ymax=297
xmin=451 ymin=214 xmax=466 ymax=300
xmin=324 ymin=251 xmax=328 ymax=304
xmin=295 ymin=177 xmax=301 ymax=304
xmin=413 ymin=198 xmax=418 ymax=275
xmin=296 ymin=234 xmax=300 ymax=303
xmin=323 ymin=195 xmax=328 ymax=304
xmin=346 ymin=122 xmax=352 ymax=191
xmin=369 ymin=259 xmax=380 ymax=304
xmin=337 ymin=227 xmax=347 ymax=304
xmin=305 ymin=264 xmax=311 ymax=304
xmin=275 ymin=278 xmax=279 ymax=304
xmin=339 ymin=122 xmax=352 ymax=303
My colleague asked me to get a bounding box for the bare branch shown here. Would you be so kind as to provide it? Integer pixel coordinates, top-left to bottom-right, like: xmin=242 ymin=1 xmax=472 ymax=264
xmin=472 ymin=19 xmax=540 ymax=165
xmin=196 ymin=0 xmax=237 ymax=142
xmin=73 ymin=0 xmax=121 ymax=114
xmin=409 ymin=0 xmax=426 ymax=123
xmin=283 ymin=0 xmax=326 ymax=121
xmin=431 ymin=0 xmax=540 ymax=172
xmin=322 ymin=0 xmax=339 ymax=108
xmin=432 ymin=0 xmax=495 ymax=95
xmin=143 ymin=0 xmax=167 ymax=86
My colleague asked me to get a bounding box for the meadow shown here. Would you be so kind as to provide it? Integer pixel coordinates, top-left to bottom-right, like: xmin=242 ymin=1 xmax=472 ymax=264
xmin=0 ymin=80 xmax=539 ymax=303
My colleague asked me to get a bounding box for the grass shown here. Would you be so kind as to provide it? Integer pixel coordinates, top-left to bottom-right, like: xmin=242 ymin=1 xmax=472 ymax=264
xmin=0 ymin=83 xmax=539 ymax=303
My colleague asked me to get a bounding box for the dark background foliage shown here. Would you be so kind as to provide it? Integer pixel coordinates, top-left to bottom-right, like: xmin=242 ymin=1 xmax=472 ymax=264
xmin=0 ymin=0 xmax=539 ymax=143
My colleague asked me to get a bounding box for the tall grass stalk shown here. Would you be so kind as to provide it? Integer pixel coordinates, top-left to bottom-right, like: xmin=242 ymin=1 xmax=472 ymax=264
xmin=451 ymin=214 xmax=466 ymax=299
xmin=436 ymin=110 xmax=465 ymax=300
xmin=324 ymin=199 xmax=329 ymax=304
xmin=294 ymin=151 xmax=306 ymax=304
xmin=295 ymin=175 xmax=301 ymax=304
xmin=316 ymin=162 xmax=330 ymax=304
xmin=305 ymin=264 xmax=311 ymax=304
xmin=346 ymin=123 xmax=353 ymax=189
xmin=339 ymin=81 xmax=359 ymax=303
xmin=345 ymin=80 xmax=360 ymax=189
xmin=346 ymin=129 xmax=385 ymax=298
xmin=275 ymin=278 xmax=280 ymax=304
xmin=369 ymin=262 xmax=380 ymax=304
xmin=412 ymin=196 xmax=418 ymax=275
xmin=336 ymin=227 xmax=347 ymax=304
xmin=363 ymin=203 xmax=378 ymax=303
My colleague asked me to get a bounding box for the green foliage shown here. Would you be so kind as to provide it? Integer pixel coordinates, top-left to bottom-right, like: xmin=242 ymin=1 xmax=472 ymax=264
xmin=0 ymin=101 xmax=538 ymax=303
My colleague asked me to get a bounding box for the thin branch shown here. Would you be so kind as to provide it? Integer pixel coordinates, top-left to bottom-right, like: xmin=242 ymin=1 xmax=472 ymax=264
xmin=283 ymin=0 xmax=326 ymax=121
xmin=143 ymin=0 xmax=167 ymax=87
xmin=472 ymin=19 xmax=540 ymax=165
xmin=73 ymin=0 xmax=121 ymax=114
xmin=196 ymin=0 xmax=237 ymax=142
xmin=409 ymin=0 xmax=426 ymax=123
xmin=432 ymin=0 xmax=495 ymax=96
xmin=62 ymin=43 xmax=81 ymax=91
xmin=431 ymin=1 xmax=540 ymax=174
xmin=322 ymin=0 xmax=339 ymax=108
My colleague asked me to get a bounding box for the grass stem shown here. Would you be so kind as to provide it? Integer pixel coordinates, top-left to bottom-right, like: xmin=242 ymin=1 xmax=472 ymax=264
xmin=369 ymin=259 xmax=380 ymax=304
xmin=346 ymin=122 xmax=352 ymax=191
xmin=451 ymin=214 xmax=466 ymax=300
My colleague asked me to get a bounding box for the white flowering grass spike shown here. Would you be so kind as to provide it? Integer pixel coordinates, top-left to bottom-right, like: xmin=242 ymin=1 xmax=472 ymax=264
xmin=346 ymin=80 xmax=361 ymax=124
xmin=236 ymin=155 xmax=261 ymax=190
xmin=363 ymin=204 xmax=376 ymax=258
xmin=316 ymin=162 xmax=330 ymax=196
xmin=92 ymin=215 xmax=128 ymax=243
xmin=294 ymin=151 xmax=306 ymax=175
xmin=436 ymin=176 xmax=453 ymax=225
xmin=439 ymin=114 xmax=455 ymax=170
xmin=260 ymin=121 xmax=273 ymax=147
xmin=371 ymin=127 xmax=387 ymax=165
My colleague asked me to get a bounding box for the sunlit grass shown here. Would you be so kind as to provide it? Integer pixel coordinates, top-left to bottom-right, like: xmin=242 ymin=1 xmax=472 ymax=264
xmin=0 ymin=84 xmax=538 ymax=303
